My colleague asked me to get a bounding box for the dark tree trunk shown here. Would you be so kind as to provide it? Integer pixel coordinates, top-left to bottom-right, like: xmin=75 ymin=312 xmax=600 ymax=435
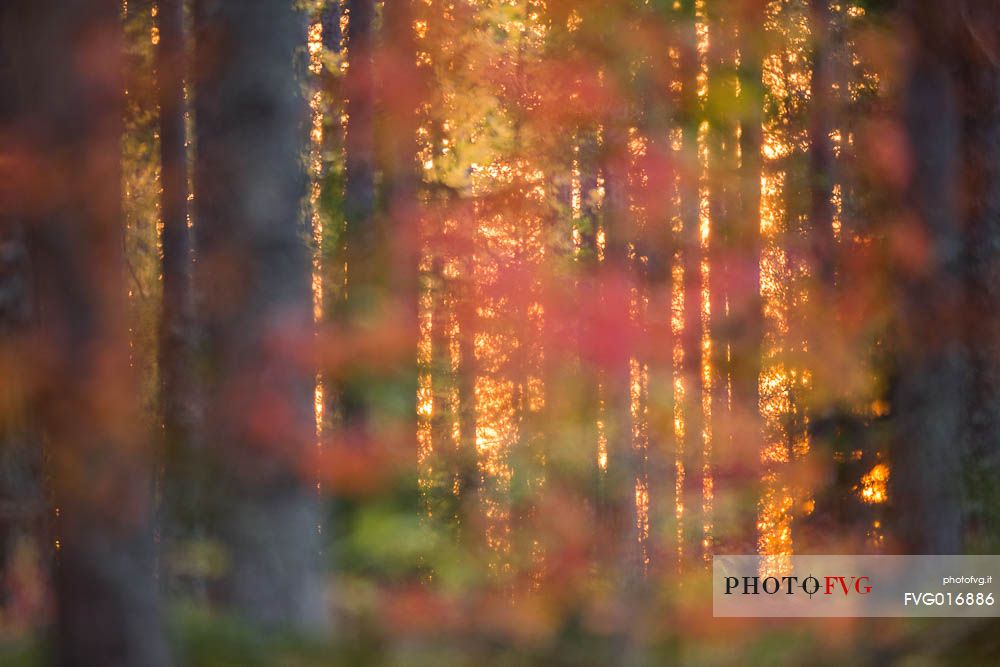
xmin=601 ymin=112 xmax=642 ymax=579
xmin=455 ymin=259 xmax=480 ymax=529
xmin=336 ymin=0 xmax=378 ymax=429
xmin=634 ymin=33 xmax=677 ymax=571
xmin=706 ymin=0 xmax=739 ymax=553
xmin=891 ymin=0 xmax=966 ymax=554
xmin=576 ymin=127 xmax=603 ymax=549
xmin=428 ymin=256 xmax=460 ymax=522
xmin=809 ymin=0 xmax=836 ymax=288
xmin=807 ymin=0 xmax=837 ymax=417
xmin=801 ymin=0 xmax=845 ymax=542
xmin=731 ymin=0 xmax=766 ymax=550
xmin=321 ymin=0 xmax=343 ymax=54
xmin=344 ymin=0 xmax=377 ymax=271
xmin=0 ymin=1 xmax=42 ymax=626
xmin=7 ymin=1 xmax=170 ymax=664
xmin=193 ymin=0 xmax=326 ymax=630
xmin=955 ymin=4 xmax=1000 ymax=549
xmin=579 ymin=130 xmax=601 ymax=264
xmin=0 ymin=220 xmax=38 ymax=599
xmin=678 ymin=0 xmax=703 ymax=560
xmin=156 ymin=0 xmax=201 ymax=577
xmin=560 ymin=126 xmax=606 ymax=578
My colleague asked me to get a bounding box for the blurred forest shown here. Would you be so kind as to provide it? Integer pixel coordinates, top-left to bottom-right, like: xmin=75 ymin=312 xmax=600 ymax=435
xmin=0 ymin=0 xmax=999 ymax=665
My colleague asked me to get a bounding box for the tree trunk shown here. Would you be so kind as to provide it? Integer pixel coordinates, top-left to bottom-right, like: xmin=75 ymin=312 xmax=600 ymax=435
xmin=157 ymin=0 xmax=201 ymax=583
xmin=809 ymin=0 xmax=836 ymax=288
xmin=678 ymin=0 xmax=703 ymax=561
xmin=343 ymin=0 xmax=377 ymax=275
xmin=331 ymin=0 xmax=380 ymax=435
xmin=455 ymin=257 xmax=480 ymax=532
xmin=891 ymin=0 xmax=966 ymax=554
xmin=8 ymin=1 xmax=171 ymax=664
xmin=706 ymin=0 xmax=739 ymax=554
xmin=321 ymin=0 xmax=343 ymax=54
xmin=0 ymin=2 xmax=42 ymax=628
xmin=193 ymin=0 xmax=326 ymax=630
xmin=956 ymin=3 xmax=1000 ymax=549
xmin=635 ymin=49 xmax=676 ymax=571
xmin=732 ymin=0 xmax=765 ymax=551
xmin=601 ymin=112 xmax=642 ymax=579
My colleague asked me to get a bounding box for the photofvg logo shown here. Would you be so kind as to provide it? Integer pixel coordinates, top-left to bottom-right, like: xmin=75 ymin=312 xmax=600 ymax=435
xmin=723 ymin=573 xmax=872 ymax=597
xmin=713 ymin=555 xmax=1000 ymax=617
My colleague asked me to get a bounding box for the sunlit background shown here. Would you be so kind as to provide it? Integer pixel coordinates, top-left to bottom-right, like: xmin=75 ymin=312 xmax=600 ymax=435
xmin=1 ymin=0 xmax=998 ymax=664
